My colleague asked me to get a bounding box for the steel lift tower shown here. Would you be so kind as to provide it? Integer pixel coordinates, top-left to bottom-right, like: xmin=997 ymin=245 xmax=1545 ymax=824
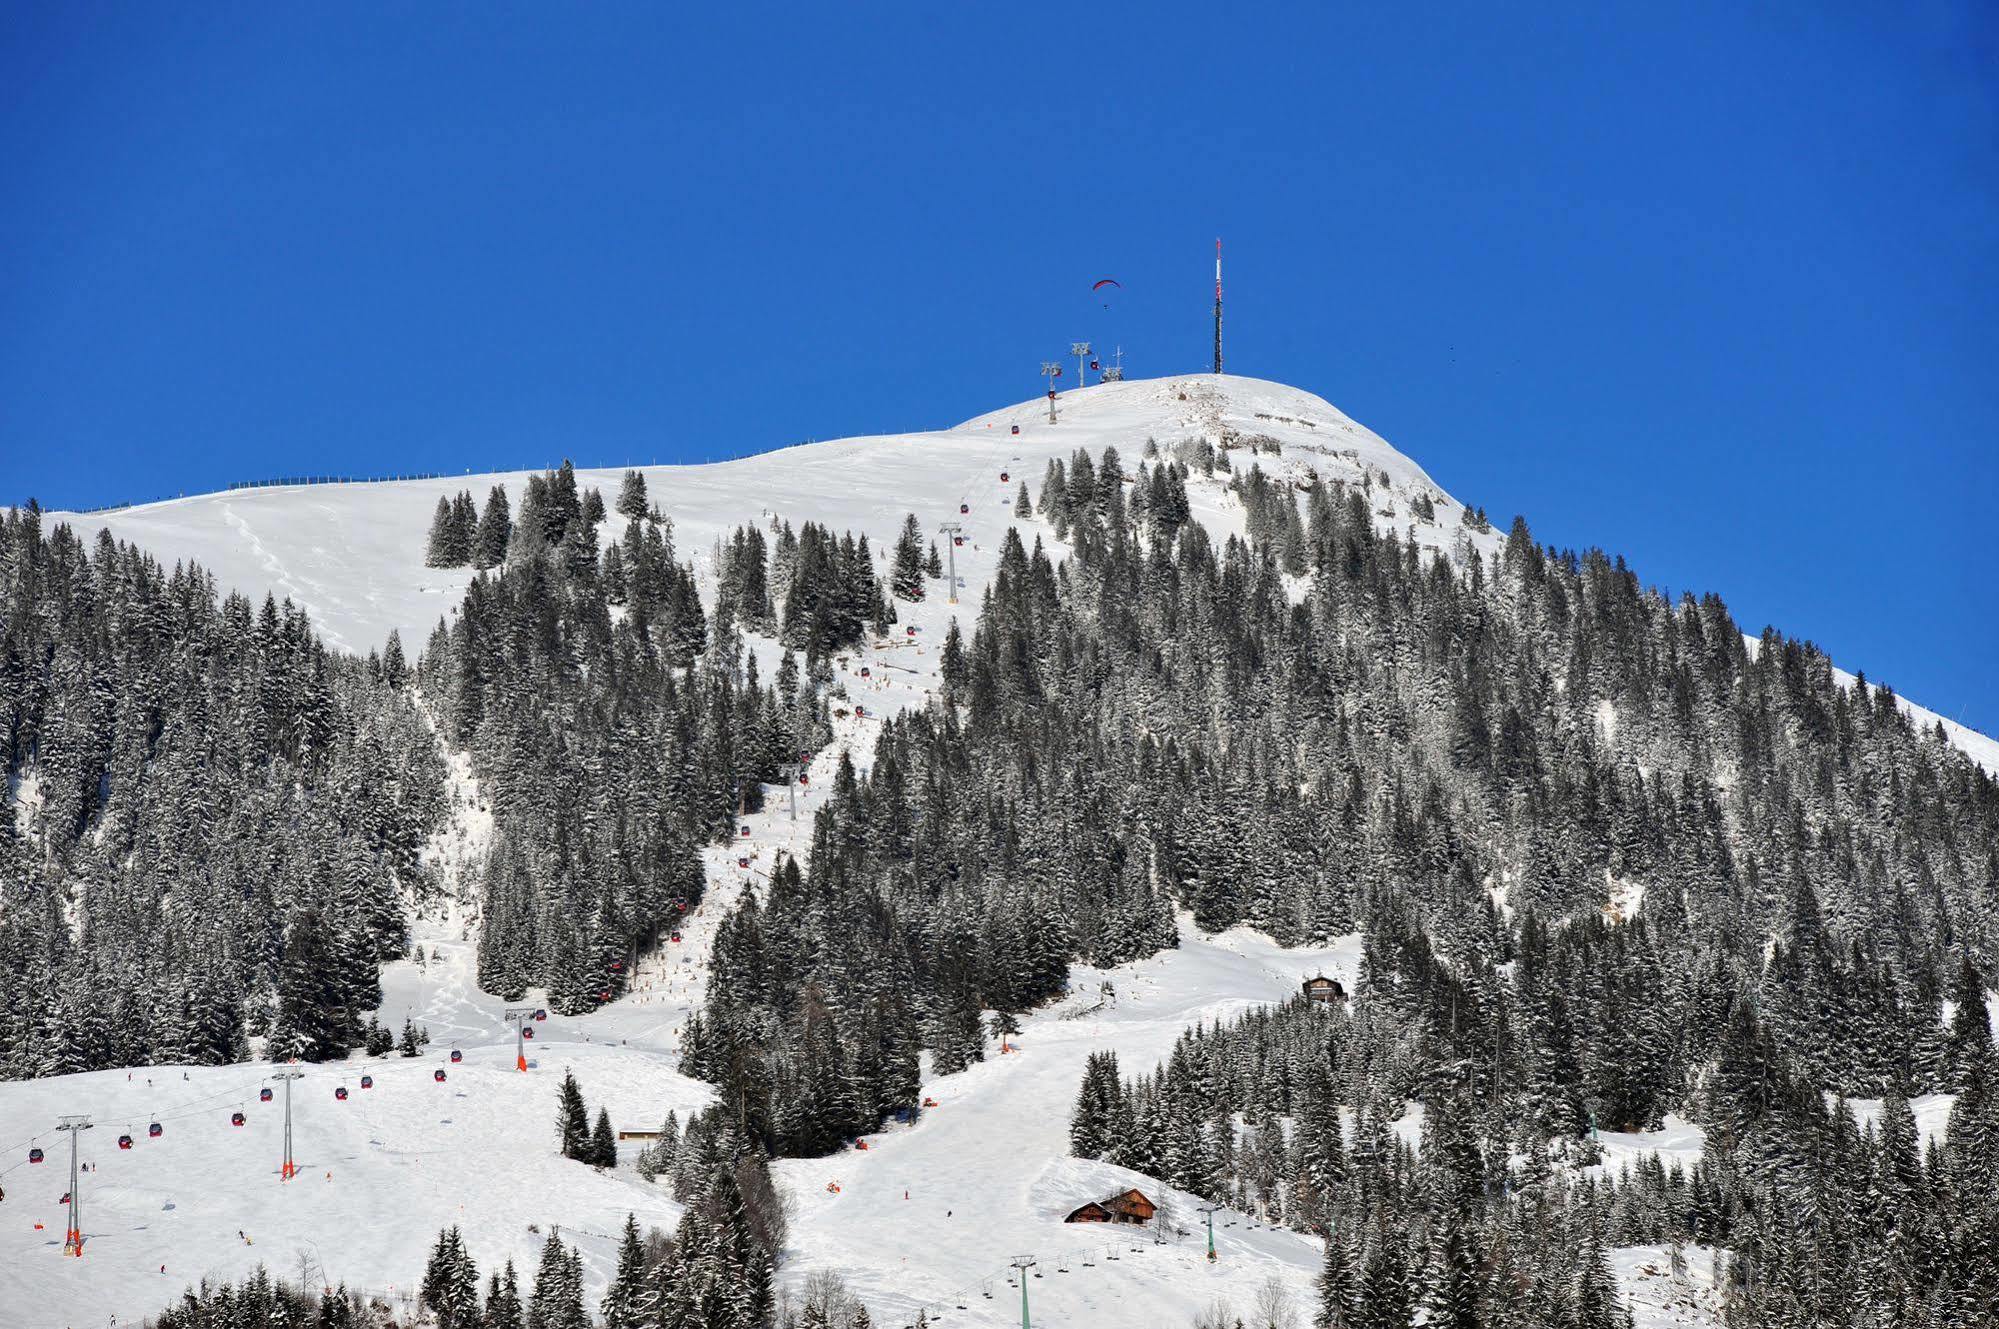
xmin=56 ymin=1115 xmax=92 ymax=1255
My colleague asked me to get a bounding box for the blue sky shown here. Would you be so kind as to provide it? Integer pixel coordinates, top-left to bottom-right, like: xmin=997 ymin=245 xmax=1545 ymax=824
xmin=3 ymin=3 xmax=1994 ymax=731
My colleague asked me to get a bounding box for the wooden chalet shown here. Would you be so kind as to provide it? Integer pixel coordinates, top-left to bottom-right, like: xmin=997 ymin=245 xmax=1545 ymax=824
xmin=1302 ymin=973 xmax=1345 ymax=1005
xmin=1064 ymin=1188 xmax=1156 ymax=1225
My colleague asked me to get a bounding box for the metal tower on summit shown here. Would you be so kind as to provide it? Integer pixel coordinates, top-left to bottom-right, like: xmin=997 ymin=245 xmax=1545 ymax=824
xmin=1212 ymin=238 xmax=1224 ymax=375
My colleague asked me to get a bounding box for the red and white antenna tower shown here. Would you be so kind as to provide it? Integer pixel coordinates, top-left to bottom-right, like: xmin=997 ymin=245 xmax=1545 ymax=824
xmin=1212 ymin=238 xmax=1224 ymax=375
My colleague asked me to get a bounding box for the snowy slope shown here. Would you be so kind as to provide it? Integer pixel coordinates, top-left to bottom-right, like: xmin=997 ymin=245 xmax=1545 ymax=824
xmin=43 ymin=373 xmax=1994 ymax=773
xmin=5 ymin=371 xmax=1975 ymax=1327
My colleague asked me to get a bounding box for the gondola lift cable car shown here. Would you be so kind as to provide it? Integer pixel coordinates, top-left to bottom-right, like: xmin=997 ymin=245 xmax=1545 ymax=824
xmin=230 ymin=1111 xmax=246 ymax=1127
xmin=335 ymin=1085 xmax=349 ymax=1101
xmin=450 ymin=1048 xmax=463 ymax=1063
xmin=259 ymin=1087 xmax=273 ymax=1103
xmin=434 ymin=1069 xmax=447 ymax=1083
xmin=28 ymin=1146 xmax=44 ymax=1164
xmin=118 ymin=1129 xmax=133 ymax=1150
xmin=147 ymin=1121 xmax=162 ymax=1139
xmin=360 ymin=1074 xmax=374 ymax=1089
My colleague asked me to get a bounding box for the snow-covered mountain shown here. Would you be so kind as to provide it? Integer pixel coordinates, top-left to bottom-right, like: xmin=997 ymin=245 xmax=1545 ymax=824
xmin=5 ymin=372 xmax=1989 ymax=1329
xmin=46 ymin=373 xmax=1996 ymax=773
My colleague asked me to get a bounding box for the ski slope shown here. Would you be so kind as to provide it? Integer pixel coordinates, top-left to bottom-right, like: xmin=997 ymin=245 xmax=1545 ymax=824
xmin=42 ymin=373 xmax=1995 ymax=774
xmin=10 ymin=371 xmax=1981 ymax=1326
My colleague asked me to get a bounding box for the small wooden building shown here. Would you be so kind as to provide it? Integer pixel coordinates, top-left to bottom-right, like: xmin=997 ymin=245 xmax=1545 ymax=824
xmin=1303 ymin=973 xmax=1345 ymax=1005
xmin=1065 ymin=1188 xmax=1156 ymax=1225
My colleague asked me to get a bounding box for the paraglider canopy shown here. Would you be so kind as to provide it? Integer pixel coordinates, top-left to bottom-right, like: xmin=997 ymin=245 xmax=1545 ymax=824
xmin=1092 ymin=277 xmax=1120 ymax=292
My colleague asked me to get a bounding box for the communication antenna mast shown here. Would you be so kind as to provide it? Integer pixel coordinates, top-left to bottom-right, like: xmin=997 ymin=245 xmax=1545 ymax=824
xmin=1100 ymin=346 xmax=1124 ymax=382
xmin=1071 ymin=342 xmax=1092 ymax=387
xmin=1039 ymin=363 xmax=1061 ymax=423
xmin=937 ymin=522 xmax=963 ymax=604
xmin=1212 ymin=238 xmax=1224 ymax=375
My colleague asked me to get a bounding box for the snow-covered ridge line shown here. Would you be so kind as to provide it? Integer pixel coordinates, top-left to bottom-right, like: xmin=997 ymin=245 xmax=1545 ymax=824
xmin=41 ymin=371 xmax=1995 ymax=776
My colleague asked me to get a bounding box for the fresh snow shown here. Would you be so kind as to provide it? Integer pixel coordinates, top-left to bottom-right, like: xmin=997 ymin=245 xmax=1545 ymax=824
xmin=45 ymin=374 xmax=1993 ymax=775
xmin=11 ymin=371 xmax=1959 ymax=1327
